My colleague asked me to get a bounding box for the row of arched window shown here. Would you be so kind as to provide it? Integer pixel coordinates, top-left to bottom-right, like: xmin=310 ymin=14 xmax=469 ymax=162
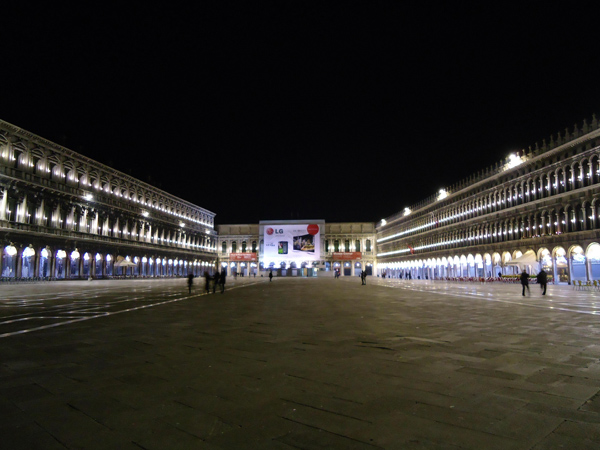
xmin=219 ymin=238 xmax=375 ymax=254
xmin=381 ymin=151 xmax=600 ymax=243
xmin=0 ymin=191 xmax=216 ymax=251
xmin=381 ymin=200 xmax=600 ymax=257
xmin=0 ymin=133 xmax=214 ymax=227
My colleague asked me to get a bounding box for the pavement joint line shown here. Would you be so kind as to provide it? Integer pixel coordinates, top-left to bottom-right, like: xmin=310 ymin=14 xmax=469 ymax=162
xmin=0 ymin=281 xmax=260 ymax=339
xmin=378 ymin=282 xmax=600 ymax=315
xmin=278 ymin=416 xmax=385 ymax=449
xmin=280 ymin=397 xmax=374 ymax=423
xmin=0 ymin=298 xmax=151 ymax=321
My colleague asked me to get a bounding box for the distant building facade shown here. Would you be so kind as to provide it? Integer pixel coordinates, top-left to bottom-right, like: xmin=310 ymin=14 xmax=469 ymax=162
xmin=0 ymin=120 xmax=217 ymax=279
xmin=376 ymin=113 xmax=600 ymax=284
xmin=217 ymin=221 xmax=376 ymax=277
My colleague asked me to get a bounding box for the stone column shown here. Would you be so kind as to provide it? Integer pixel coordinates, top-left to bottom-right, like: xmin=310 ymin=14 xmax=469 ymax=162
xmin=33 ymin=250 xmax=40 ymax=278
xmin=50 ymin=253 xmax=56 ymax=279
xmin=541 ymin=215 xmax=546 ymax=236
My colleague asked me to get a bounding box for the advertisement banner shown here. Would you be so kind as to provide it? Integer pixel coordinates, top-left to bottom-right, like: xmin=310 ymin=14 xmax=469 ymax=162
xmin=264 ymin=224 xmax=321 ymax=262
xmin=332 ymin=252 xmax=362 ymax=260
xmin=230 ymin=253 xmax=257 ymax=261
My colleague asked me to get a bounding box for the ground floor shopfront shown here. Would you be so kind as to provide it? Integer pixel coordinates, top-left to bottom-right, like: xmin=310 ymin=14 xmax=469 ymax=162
xmin=221 ymin=259 xmax=316 ymax=277
xmin=0 ymin=236 xmax=216 ymax=281
xmin=377 ymin=242 xmax=600 ymax=285
xmin=219 ymin=255 xmax=375 ymax=278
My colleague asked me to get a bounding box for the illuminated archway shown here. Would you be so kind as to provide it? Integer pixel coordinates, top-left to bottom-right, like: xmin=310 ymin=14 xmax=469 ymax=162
xmin=21 ymin=245 xmax=35 ymax=278
xmin=569 ymin=245 xmax=586 ymax=282
xmin=586 ymin=243 xmax=600 ymax=281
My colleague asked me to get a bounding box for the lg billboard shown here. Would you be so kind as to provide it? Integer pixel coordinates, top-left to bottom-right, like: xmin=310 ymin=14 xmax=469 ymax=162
xmin=263 ymin=223 xmax=321 ymax=262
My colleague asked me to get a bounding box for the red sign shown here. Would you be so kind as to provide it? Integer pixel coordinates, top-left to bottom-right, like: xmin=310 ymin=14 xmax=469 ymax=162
xmin=229 ymin=253 xmax=257 ymax=261
xmin=307 ymin=224 xmax=319 ymax=235
xmin=332 ymin=252 xmax=362 ymax=260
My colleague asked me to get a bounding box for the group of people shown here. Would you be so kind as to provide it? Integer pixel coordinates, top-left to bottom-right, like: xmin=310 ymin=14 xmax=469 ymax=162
xmin=207 ymin=270 xmax=226 ymax=294
xmin=520 ymin=268 xmax=548 ymax=296
xmin=186 ymin=271 xmax=227 ymax=294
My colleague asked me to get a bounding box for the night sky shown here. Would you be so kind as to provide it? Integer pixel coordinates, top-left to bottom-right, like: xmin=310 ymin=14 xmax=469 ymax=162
xmin=3 ymin=3 xmax=600 ymax=225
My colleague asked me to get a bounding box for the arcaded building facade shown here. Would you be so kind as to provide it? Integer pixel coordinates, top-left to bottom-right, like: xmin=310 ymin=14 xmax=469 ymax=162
xmin=376 ymin=113 xmax=600 ymax=285
xmin=6 ymin=113 xmax=600 ymax=285
xmin=0 ymin=120 xmax=217 ymax=279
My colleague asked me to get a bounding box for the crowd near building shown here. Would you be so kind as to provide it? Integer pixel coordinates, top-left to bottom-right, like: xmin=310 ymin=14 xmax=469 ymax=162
xmin=3 ymin=113 xmax=600 ymax=285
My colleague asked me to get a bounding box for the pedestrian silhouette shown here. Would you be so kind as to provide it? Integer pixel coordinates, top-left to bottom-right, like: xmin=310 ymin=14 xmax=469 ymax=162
xmin=213 ymin=270 xmax=220 ymax=294
xmin=220 ymin=269 xmax=226 ymax=293
xmin=536 ymin=269 xmax=548 ymax=295
xmin=269 ymin=270 xmax=273 ymax=282
xmin=520 ymin=270 xmax=530 ymax=296
xmin=187 ymin=273 xmax=194 ymax=294
xmin=204 ymin=271 xmax=211 ymax=294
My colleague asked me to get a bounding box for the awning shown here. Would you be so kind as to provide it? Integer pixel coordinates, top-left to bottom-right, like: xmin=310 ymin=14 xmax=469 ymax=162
xmin=504 ymin=250 xmax=539 ymax=273
xmin=114 ymin=256 xmax=137 ymax=267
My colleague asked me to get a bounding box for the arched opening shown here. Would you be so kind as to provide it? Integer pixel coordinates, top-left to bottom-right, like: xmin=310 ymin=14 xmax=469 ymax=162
xmin=82 ymin=252 xmax=91 ymax=278
xmin=466 ymin=254 xmax=475 ymax=277
xmin=39 ymin=247 xmax=50 ymax=278
xmin=106 ymin=254 xmax=113 ymax=277
xmin=55 ymin=249 xmax=66 ymax=279
xmin=587 ymin=243 xmax=600 ymax=281
xmin=94 ymin=253 xmax=103 ymax=278
xmin=539 ymin=248 xmax=552 ymax=281
xmin=22 ymin=245 xmax=35 ymax=278
xmin=501 ymin=252 xmax=512 ymax=275
xmin=70 ymin=249 xmax=80 ymax=278
xmin=2 ymin=245 xmax=18 ymax=277
xmin=570 ymin=245 xmax=586 ymax=282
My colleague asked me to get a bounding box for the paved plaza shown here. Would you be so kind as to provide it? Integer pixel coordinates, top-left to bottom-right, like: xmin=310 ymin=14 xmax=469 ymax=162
xmin=1 ymin=276 xmax=600 ymax=449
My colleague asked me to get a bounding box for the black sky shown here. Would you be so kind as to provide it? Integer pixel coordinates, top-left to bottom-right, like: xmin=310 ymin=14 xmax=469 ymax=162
xmin=2 ymin=3 xmax=600 ymax=225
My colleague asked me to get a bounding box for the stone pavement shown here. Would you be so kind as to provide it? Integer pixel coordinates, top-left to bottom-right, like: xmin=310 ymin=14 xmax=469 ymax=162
xmin=1 ymin=276 xmax=600 ymax=449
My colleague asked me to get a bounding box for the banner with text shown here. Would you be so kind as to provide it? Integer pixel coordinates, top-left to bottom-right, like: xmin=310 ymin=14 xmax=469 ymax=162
xmin=264 ymin=224 xmax=321 ymax=262
xmin=332 ymin=252 xmax=362 ymax=260
xmin=229 ymin=253 xmax=257 ymax=261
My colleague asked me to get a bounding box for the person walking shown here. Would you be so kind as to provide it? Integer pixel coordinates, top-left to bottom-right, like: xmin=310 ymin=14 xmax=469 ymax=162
xmin=269 ymin=270 xmax=273 ymax=282
xmin=361 ymin=270 xmax=366 ymax=285
xmin=520 ymin=269 xmax=530 ymax=296
xmin=212 ymin=270 xmax=220 ymax=294
xmin=204 ymin=271 xmax=211 ymax=294
xmin=536 ymin=269 xmax=548 ymax=295
xmin=220 ymin=269 xmax=226 ymax=293
xmin=187 ymin=273 xmax=194 ymax=294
